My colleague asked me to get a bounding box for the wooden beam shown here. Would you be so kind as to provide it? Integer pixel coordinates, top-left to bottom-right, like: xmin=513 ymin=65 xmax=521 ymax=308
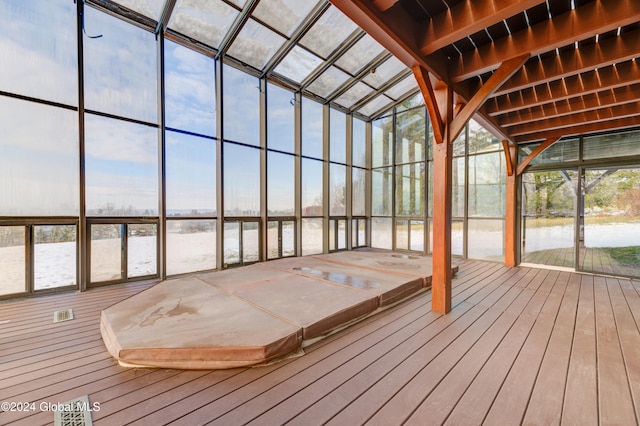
xmin=419 ymin=0 xmax=545 ymax=56
xmin=499 ymin=84 xmax=640 ymax=127
xmin=504 ymin=142 xmax=518 ymax=267
xmin=491 ymin=27 xmax=640 ymax=96
xmin=413 ymin=65 xmax=445 ymax=144
xmin=502 ymin=139 xmax=515 ymax=177
xmin=372 ymin=0 xmax=398 ymax=12
xmin=329 ymin=0 xmax=449 ymax=82
xmin=508 ymin=103 xmax=640 ymax=137
xmin=515 ymin=115 xmax=640 ymax=144
xmin=484 ymin=60 xmax=640 ymax=116
xmin=449 ymin=0 xmax=640 ymax=82
xmin=516 ymin=137 xmax=561 ymax=175
xmin=431 ymin=84 xmax=454 ymax=314
xmin=450 ymin=54 xmax=529 ymax=142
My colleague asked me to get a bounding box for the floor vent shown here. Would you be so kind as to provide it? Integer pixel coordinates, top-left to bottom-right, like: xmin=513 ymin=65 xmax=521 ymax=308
xmin=53 ymin=395 xmax=93 ymax=426
xmin=53 ymin=309 xmax=74 ymax=323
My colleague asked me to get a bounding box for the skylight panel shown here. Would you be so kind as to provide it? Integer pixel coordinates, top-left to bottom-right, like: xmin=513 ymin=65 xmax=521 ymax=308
xmin=168 ymin=0 xmax=239 ymax=49
xmin=274 ymin=45 xmax=323 ymax=83
xmin=334 ymin=34 xmax=386 ymax=75
xmin=112 ymin=0 xmax=166 ymax=21
xmin=299 ymin=6 xmax=358 ymax=59
xmin=306 ymin=66 xmax=350 ymax=98
xmin=358 ymin=94 xmax=393 ymax=117
xmin=362 ymin=56 xmax=407 ymax=88
xmin=384 ymin=75 xmax=418 ymax=100
xmin=226 ymin=19 xmax=286 ymax=70
xmin=334 ymin=82 xmax=374 ymax=108
xmin=252 ymin=0 xmax=320 ymax=37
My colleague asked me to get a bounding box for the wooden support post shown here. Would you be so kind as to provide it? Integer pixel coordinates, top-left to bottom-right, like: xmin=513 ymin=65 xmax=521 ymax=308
xmin=503 ymin=140 xmax=517 ymax=267
xmin=414 ymin=56 xmax=528 ymax=314
xmin=431 ymin=85 xmax=454 ymax=314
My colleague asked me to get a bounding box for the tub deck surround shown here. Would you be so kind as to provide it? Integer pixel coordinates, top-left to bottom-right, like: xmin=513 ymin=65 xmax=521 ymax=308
xmin=100 ymin=251 xmax=453 ymax=369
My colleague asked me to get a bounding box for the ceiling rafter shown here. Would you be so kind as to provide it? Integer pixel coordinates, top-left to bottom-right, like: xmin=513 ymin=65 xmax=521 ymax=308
xmin=261 ymin=1 xmax=331 ymax=79
xmin=448 ymin=0 xmax=640 ymax=82
xmin=508 ymin=103 xmax=640 ymax=137
xmin=350 ymin=68 xmax=413 ymax=112
xmin=489 ymin=27 xmax=640 ymax=97
xmin=372 ymin=0 xmax=398 ymax=12
xmin=420 ymin=0 xmax=546 ymax=56
xmin=499 ymin=83 xmax=640 ymax=127
xmin=215 ymin=0 xmax=261 ymax=60
xmin=329 ymin=0 xmax=450 ymax=82
xmin=325 ymin=52 xmax=391 ymax=103
xmin=484 ymin=60 xmax=640 ymax=116
xmin=330 ymin=0 xmax=640 ymax=145
xmin=514 ymin=115 xmax=640 ymax=144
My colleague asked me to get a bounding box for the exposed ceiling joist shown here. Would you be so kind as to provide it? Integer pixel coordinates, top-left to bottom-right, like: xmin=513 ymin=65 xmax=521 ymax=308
xmin=509 ymin=103 xmax=640 ymax=137
xmin=484 ymin=60 xmax=640 ymax=116
xmin=499 ymin=84 xmax=640 ymax=127
xmin=515 ymin=115 xmax=640 ymax=143
xmin=491 ymin=27 xmax=640 ymax=96
xmin=449 ymin=0 xmax=640 ymax=82
xmin=419 ymin=0 xmax=546 ymax=56
xmin=330 ymin=0 xmax=640 ymax=145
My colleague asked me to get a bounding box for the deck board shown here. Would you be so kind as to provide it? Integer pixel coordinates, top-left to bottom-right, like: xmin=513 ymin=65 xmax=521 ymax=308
xmin=522 ymin=272 xmax=580 ymax=425
xmin=1 ymin=258 xmax=639 ymax=426
xmin=594 ymin=276 xmax=638 ymax=425
xmin=562 ymin=274 xmax=598 ymax=425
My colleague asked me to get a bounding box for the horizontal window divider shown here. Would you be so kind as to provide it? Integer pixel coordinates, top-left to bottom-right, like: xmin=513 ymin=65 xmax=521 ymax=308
xmin=166 ymin=127 xmax=217 ymax=141
xmin=0 ymin=217 xmax=79 ymax=225
xmin=84 ymin=109 xmax=159 ymax=128
xmin=0 ymin=91 xmax=78 ymax=112
xmin=300 ymin=154 xmax=325 ymax=161
xmin=222 ymin=139 xmax=262 ymax=150
xmin=166 ymin=217 xmax=217 ymax=221
xmin=266 ymin=148 xmax=296 ymax=156
xmin=86 ymin=217 xmax=158 ymax=224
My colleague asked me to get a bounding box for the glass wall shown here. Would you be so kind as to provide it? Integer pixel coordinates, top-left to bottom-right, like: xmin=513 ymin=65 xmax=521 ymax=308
xmin=580 ymin=168 xmax=640 ymax=277
xmin=466 ymin=121 xmax=506 ymax=261
xmin=0 ymin=1 xmax=369 ymax=299
xmin=521 ymin=170 xmax=577 ymax=268
xmin=371 ymin=108 xmax=506 ymax=261
xmin=0 ymin=227 xmax=26 ymax=296
xmin=519 ymin=131 xmax=640 ymax=278
xmin=7 ymin=0 xmax=638 ymax=299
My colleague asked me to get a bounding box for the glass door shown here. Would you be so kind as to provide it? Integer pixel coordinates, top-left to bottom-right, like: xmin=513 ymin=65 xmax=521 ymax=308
xmin=267 ymin=219 xmax=295 ymax=260
xmin=88 ymin=220 xmax=158 ymax=286
xmin=223 ymin=219 xmax=261 ymax=267
xmin=521 ymin=170 xmax=577 ymax=268
xmin=579 ymin=167 xmax=640 ymax=277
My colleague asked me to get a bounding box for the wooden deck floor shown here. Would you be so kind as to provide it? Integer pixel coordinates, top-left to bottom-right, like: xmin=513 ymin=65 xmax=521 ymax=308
xmin=1 ymin=259 xmax=639 ymax=425
xmin=523 ymin=246 xmax=640 ymax=277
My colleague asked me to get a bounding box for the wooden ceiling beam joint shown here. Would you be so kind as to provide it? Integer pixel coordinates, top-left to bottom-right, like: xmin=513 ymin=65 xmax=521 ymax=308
xmin=413 ymin=64 xmax=446 ymax=144
xmin=449 ymin=53 xmax=530 ymax=142
xmin=516 ymin=137 xmax=560 ymax=175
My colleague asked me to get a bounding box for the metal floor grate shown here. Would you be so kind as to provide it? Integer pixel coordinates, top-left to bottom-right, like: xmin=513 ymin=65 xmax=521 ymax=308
xmin=53 ymin=309 xmax=74 ymax=323
xmin=53 ymin=395 xmax=93 ymax=426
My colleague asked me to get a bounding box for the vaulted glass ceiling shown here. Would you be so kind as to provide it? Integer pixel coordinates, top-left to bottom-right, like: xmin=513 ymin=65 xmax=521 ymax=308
xmin=108 ymin=0 xmax=420 ymax=119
